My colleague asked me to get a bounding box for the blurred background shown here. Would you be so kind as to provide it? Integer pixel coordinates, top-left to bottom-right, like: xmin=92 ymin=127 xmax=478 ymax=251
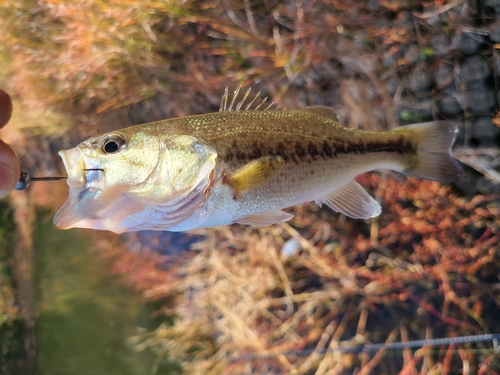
xmin=1 ymin=0 xmax=500 ymax=374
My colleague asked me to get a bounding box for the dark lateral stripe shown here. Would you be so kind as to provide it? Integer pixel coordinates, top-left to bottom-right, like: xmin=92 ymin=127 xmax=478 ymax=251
xmin=339 ymin=138 xmax=415 ymax=155
xmin=222 ymin=137 xmax=414 ymax=163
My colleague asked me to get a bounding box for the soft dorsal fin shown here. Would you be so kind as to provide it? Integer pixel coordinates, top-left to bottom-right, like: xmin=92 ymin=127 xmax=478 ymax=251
xmin=298 ymin=106 xmax=339 ymax=121
xmin=315 ymin=180 xmax=381 ymax=219
xmin=220 ymin=85 xmax=282 ymax=112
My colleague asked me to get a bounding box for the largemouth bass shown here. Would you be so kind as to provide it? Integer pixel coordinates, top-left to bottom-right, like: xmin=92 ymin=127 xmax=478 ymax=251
xmin=54 ymin=87 xmax=463 ymax=233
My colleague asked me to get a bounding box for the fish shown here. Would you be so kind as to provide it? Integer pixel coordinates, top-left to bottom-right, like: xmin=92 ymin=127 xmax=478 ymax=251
xmin=54 ymin=86 xmax=464 ymax=233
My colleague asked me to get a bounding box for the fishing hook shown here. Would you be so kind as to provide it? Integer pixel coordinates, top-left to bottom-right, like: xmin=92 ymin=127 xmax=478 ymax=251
xmin=15 ymin=170 xmax=67 ymax=191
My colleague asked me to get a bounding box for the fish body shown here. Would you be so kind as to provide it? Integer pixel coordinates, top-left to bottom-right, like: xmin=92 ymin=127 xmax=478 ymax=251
xmin=54 ymin=87 xmax=463 ymax=233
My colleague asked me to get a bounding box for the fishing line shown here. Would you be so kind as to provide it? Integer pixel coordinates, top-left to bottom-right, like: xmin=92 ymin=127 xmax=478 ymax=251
xmin=7 ymin=123 xmax=41 ymax=173
xmin=227 ymin=333 xmax=500 ymax=362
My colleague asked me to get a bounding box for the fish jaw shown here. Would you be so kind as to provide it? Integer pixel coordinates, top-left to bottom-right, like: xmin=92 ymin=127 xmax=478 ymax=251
xmin=54 ymin=174 xmax=212 ymax=232
xmin=54 ymin=147 xmax=101 ymax=229
xmin=53 ymin=187 xmax=103 ymax=229
xmin=58 ymin=148 xmax=86 ymax=188
xmin=54 ymin=145 xmax=137 ymax=230
xmin=53 ymin=186 xmax=144 ymax=231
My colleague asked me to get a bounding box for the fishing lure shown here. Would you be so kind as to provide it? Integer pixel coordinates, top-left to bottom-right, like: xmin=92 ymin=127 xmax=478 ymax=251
xmin=15 ymin=170 xmax=66 ymax=190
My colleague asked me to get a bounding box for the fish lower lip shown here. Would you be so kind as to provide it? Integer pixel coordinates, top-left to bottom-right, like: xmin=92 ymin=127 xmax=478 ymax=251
xmin=53 ymin=187 xmax=101 ymax=229
xmin=58 ymin=149 xmax=85 ymax=187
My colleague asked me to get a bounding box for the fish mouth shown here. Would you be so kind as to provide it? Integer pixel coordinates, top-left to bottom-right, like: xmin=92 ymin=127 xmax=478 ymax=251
xmin=54 ymin=187 xmax=103 ymax=229
xmin=58 ymin=148 xmax=86 ymax=188
xmin=58 ymin=148 xmax=105 ymax=187
xmin=54 ymin=147 xmax=106 ymax=229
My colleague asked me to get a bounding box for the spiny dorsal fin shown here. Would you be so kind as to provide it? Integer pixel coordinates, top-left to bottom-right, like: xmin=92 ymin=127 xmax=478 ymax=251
xmin=298 ymin=106 xmax=339 ymax=121
xmin=220 ymin=85 xmax=282 ymax=112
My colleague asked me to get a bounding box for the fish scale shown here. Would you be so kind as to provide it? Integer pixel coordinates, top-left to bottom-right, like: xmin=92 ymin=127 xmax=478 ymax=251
xmin=52 ymin=87 xmax=463 ymax=233
xmin=145 ymin=111 xmax=413 ymax=166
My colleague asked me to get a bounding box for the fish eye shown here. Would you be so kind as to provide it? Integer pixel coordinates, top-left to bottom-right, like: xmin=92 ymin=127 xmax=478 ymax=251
xmin=100 ymin=133 xmax=126 ymax=154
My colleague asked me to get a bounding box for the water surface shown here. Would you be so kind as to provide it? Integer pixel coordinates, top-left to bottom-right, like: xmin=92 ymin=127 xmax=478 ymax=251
xmin=34 ymin=211 xmax=179 ymax=375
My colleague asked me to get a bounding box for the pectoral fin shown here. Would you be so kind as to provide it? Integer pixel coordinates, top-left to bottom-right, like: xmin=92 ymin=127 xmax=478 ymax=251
xmin=316 ymin=180 xmax=381 ymax=219
xmin=225 ymin=156 xmax=284 ymax=198
xmin=235 ymin=210 xmax=293 ymax=226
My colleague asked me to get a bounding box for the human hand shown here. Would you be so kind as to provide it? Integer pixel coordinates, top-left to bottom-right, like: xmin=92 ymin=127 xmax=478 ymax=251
xmin=0 ymin=90 xmax=20 ymax=198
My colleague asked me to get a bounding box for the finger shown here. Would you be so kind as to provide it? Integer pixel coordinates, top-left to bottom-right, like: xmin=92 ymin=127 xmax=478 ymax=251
xmin=0 ymin=139 xmax=21 ymax=197
xmin=0 ymin=90 xmax=13 ymax=129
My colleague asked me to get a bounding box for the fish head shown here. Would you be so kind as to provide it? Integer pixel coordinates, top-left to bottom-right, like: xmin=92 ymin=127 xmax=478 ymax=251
xmin=54 ymin=129 xmax=217 ymax=232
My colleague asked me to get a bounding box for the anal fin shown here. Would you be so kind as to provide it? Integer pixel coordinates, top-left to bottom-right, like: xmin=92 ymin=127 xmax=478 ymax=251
xmin=235 ymin=210 xmax=293 ymax=226
xmin=225 ymin=156 xmax=284 ymax=198
xmin=316 ymin=180 xmax=381 ymax=219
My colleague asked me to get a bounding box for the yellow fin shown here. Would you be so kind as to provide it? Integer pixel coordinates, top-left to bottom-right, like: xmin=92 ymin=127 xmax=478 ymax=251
xmin=316 ymin=180 xmax=381 ymax=219
xmin=235 ymin=211 xmax=293 ymax=226
xmin=225 ymin=156 xmax=284 ymax=197
xmin=298 ymin=106 xmax=338 ymax=121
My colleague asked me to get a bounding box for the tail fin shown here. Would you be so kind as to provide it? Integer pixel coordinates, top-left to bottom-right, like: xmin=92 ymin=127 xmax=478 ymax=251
xmin=393 ymin=121 xmax=464 ymax=183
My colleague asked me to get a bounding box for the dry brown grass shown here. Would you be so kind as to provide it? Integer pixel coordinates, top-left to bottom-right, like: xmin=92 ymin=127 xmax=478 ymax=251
xmin=1 ymin=0 xmax=171 ymax=115
xmin=102 ymin=175 xmax=500 ymax=374
xmin=1 ymin=0 xmax=418 ymax=130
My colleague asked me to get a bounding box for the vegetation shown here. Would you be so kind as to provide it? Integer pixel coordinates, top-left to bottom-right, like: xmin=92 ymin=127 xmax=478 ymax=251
xmin=112 ymin=176 xmax=500 ymax=374
xmin=1 ymin=0 xmax=499 ymax=374
xmin=0 ymin=202 xmax=25 ymax=374
xmin=33 ymin=210 xmax=181 ymax=375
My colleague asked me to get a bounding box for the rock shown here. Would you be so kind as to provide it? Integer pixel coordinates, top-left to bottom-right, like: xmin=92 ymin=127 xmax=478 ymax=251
xmin=431 ymin=34 xmax=451 ymax=57
xmin=465 ymin=80 xmax=486 ymax=92
xmin=381 ymin=52 xmax=397 ymax=69
xmin=367 ymin=0 xmax=383 ymax=11
xmin=455 ymin=32 xmax=485 ymax=55
xmin=493 ymin=53 xmax=500 ymax=77
xmin=281 ymin=238 xmax=301 ymax=259
xmin=352 ymin=29 xmax=372 ymax=49
xmin=433 ymin=63 xmax=454 ymax=87
xmin=477 ymin=176 xmax=500 ymax=195
xmin=466 ymin=87 xmax=496 ymax=114
xmin=386 ymin=76 xmax=401 ymax=96
xmin=396 ymin=98 xmax=433 ymax=123
xmin=439 ymin=95 xmax=462 ymax=116
xmin=485 ymin=0 xmax=500 ymax=13
xmin=490 ymin=24 xmax=500 ymax=42
xmin=404 ymin=43 xmax=421 ymax=65
xmin=453 ymin=166 xmax=481 ymax=196
xmin=467 ymin=116 xmax=500 ymax=147
xmin=409 ymin=68 xmax=434 ymax=92
xmin=462 ymin=55 xmax=491 ymax=83
xmin=496 ymin=89 xmax=500 ymax=106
